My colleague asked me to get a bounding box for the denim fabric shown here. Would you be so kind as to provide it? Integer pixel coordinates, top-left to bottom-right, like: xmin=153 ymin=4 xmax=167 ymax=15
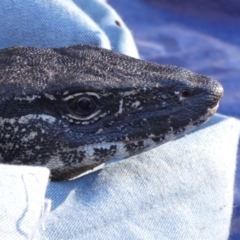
xmin=0 ymin=165 xmax=49 ymax=239
xmin=72 ymin=0 xmax=139 ymax=57
xmin=0 ymin=0 xmax=138 ymax=57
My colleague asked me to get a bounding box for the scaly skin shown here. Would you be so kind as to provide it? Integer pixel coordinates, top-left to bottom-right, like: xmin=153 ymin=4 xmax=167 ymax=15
xmin=0 ymin=45 xmax=223 ymax=180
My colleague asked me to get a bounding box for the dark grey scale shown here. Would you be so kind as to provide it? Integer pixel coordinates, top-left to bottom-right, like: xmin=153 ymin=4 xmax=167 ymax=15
xmin=193 ymin=119 xmax=207 ymax=126
xmin=174 ymin=128 xmax=186 ymax=135
xmin=151 ymin=136 xmax=165 ymax=143
xmin=58 ymin=150 xmax=85 ymax=165
xmin=93 ymin=145 xmax=117 ymax=161
xmin=0 ymin=44 xmax=223 ymax=181
xmin=125 ymin=141 xmax=145 ymax=154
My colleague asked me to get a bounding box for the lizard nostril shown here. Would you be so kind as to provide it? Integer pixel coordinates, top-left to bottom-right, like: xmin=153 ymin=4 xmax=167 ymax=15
xmin=181 ymin=90 xmax=192 ymax=98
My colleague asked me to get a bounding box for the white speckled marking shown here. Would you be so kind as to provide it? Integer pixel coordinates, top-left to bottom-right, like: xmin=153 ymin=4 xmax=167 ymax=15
xmin=117 ymin=99 xmax=124 ymax=115
xmin=44 ymin=93 xmax=56 ymax=100
xmin=14 ymin=95 xmax=41 ymax=102
xmin=21 ymin=131 xmax=38 ymax=142
xmin=18 ymin=114 xmax=56 ymax=124
xmin=66 ymin=110 xmax=101 ymax=121
xmin=121 ymin=90 xmax=138 ymax=97
xmin=132 ymin=101 xmax=140 ymax=108
xmin=62 ymin=92 xmax=100 ymax=101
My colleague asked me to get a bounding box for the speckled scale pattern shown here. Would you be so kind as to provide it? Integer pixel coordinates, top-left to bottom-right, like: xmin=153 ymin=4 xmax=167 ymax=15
xmin=0 ymin=45 xmax=223 ymax=180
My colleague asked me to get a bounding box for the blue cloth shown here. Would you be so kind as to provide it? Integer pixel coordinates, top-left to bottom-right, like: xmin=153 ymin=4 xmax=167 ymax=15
xmin=0 ymin=0 xmax=138 ymax=57
xmin=0 ymin=0 xmax=239 ymax=239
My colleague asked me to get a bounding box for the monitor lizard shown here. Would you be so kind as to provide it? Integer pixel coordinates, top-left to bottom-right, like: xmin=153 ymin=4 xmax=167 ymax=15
xmin=0 ymin=45 xmax=223 ymax=181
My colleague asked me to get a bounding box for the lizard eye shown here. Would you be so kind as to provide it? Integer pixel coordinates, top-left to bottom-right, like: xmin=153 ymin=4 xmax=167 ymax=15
xmin=70 ymin=96 xmax=96 ymax=116
xmin=62 ymin=92 xmax=102 ymax=123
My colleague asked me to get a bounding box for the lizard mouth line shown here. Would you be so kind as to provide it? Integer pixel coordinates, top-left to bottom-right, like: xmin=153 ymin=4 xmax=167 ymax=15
xmin=207 ymin=101 xmax=220 ymax=118
xmin=122 ymin=101 xmax=221 ymax=145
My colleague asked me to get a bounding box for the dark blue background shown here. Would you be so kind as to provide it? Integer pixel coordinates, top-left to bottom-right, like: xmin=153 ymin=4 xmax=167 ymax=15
xmin=109 ymin=0 xmax=240 ymax=238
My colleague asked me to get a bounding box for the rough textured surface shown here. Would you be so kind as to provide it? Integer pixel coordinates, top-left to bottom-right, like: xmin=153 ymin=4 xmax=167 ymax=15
xmin=0 ymin=44 xmax=223 ymax=180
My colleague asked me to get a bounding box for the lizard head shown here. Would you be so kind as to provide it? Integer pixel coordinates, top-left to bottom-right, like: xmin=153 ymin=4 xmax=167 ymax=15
xmin=0 ymin=45 xmax=223 ymax=180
